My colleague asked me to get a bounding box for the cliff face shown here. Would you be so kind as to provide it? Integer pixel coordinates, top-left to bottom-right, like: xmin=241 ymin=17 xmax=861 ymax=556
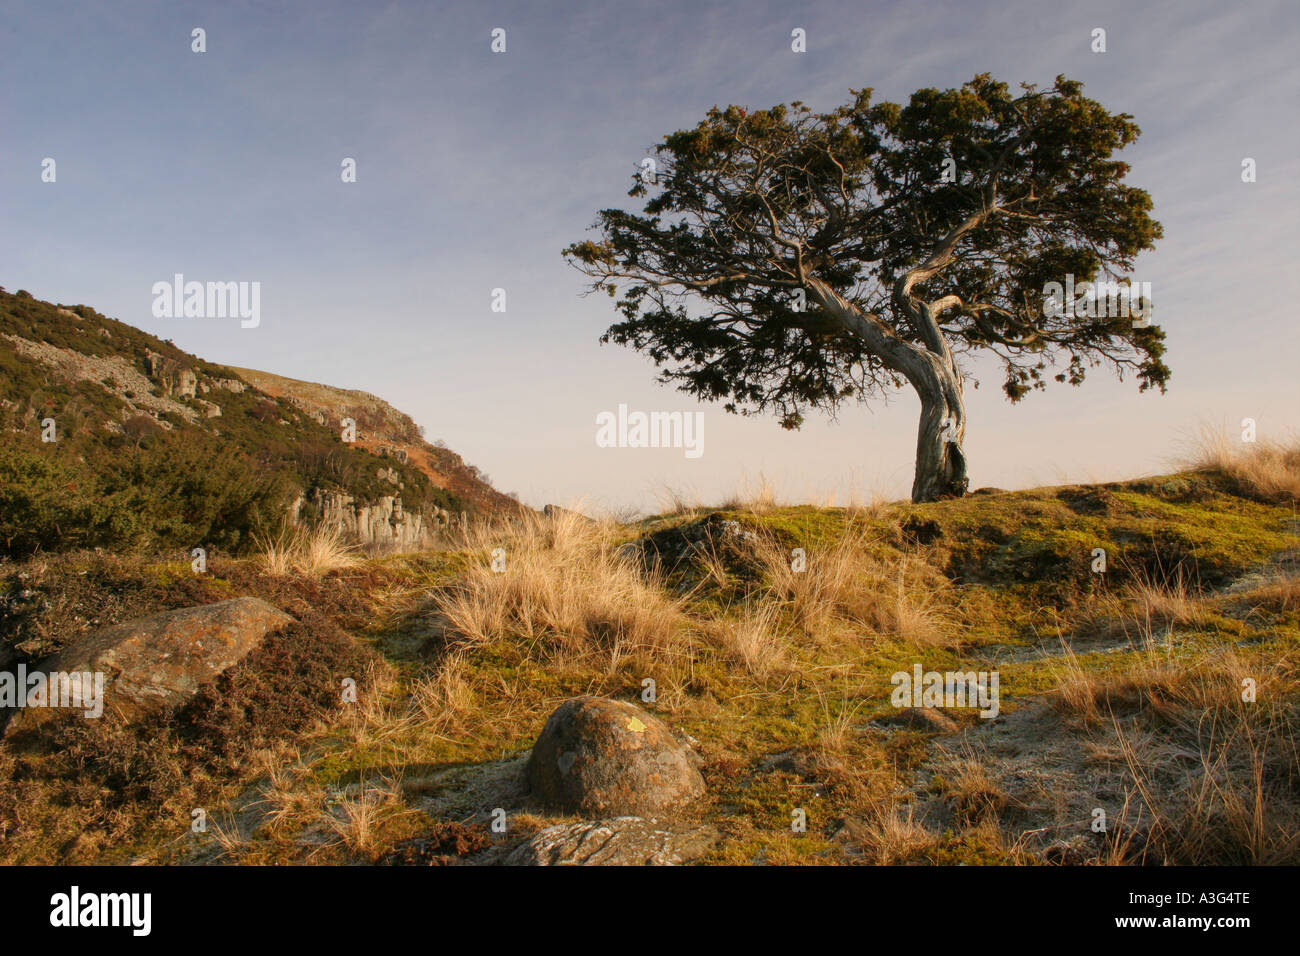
xmin=290 ymin=488 xmax=467 ymax=551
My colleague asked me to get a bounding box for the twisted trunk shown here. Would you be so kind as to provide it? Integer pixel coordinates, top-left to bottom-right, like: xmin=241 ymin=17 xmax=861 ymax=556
xmin=806 ymin=276 xmax=969 ymax=503
xmin=910 ymin=354 xmax=968 ymax=502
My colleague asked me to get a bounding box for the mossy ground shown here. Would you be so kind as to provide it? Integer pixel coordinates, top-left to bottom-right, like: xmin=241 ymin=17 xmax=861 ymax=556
xmin=1 ymin=467 xmax=1296 ymax=865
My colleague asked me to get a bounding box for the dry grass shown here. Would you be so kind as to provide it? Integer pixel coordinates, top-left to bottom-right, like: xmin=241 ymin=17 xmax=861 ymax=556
xmin=1113 ymin=678 xmax=1300 ymax=864
xmin=714 ymin=601 xmax=787 ymax=676
xmin=1233 ymin=571 xmax=1300 ymax=617
xmin=1077 ymin=566 xmax=1215 ymax=648
xmin=815 ymin=688 xmax=870 ymax=754
xmin=1180 ymin=425 xmax=1300 ymax=502
xmin=754 ymin=525 xmax=958 ymax=648
xmin=255 ymin=523 xmax=361 ymax=576
xmin=813 ymin=726 xmax=1017 ymax=864
xmin=338 ymin=656 xmax=407 ymax=749
xmin=1051 ymin=647 xmax=1300 ymax=864
xmin=844 ymin=489 xmax=893 ymax=520
xmin=318 ymin=776 xmax=407 ymax=858
xmin=410 ymin=652 xmax=476 ymax=732
xmin=299 ymin=524 xmax=362 ymax=574
xmin=255 ymin=527 xmax=298 ymax=576
xmin=653 ymin=484 xmax=701 ymax=518
xmin=1050 ymin=645 xmax=1116 ymax=728
xmin=206 ymin=812 xmax=252 ymax=861
xmin=1049 ymin=644 xmax=1224 ymax=728
xmin=854 ymin=806 xmax=940 ymax=864
xmin=874 ymin=559 xmax=957 ymax=648
xmin=753 ymin=524 xmax=870 ymax=634
xmin=1124 ymin=570 xmax=1210 ymax=628
xmin=759 ymin=522 xmax=961 ymax=650
xmin=257 ymin=757 xmax=326 ymax=838
xmin=432 ymin=506 xmax=689 ymax=667
xmin=943 ymin=757 xmax=1012 ymax=825
xmin=721 ymin=473 xmax=781 ymax=514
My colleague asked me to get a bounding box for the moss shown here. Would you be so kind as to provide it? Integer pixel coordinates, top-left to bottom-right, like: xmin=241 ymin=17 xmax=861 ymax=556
xmin=921 ymin=829 xmax=1020 ymax=865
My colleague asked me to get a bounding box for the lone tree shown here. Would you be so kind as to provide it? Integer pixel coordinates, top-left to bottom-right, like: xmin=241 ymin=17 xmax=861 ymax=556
xmin=565 ymin=74 xmax=1168 ymax=501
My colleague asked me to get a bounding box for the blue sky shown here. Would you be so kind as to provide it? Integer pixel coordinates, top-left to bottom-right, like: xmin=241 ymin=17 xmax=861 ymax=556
xmin=3 ymin=0 xmax=1297 ymax=511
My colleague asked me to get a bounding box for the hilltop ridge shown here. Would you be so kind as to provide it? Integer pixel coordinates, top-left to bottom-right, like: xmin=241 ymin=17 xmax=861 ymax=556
xmin=229 ymin=366 xmax=519 ymax=516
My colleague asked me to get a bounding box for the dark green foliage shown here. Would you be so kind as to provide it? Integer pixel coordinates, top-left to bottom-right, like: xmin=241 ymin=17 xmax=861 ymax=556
xmin=0 ymin=441 xmax=113 ymax=554
xmin=566 ymin=73 xmax=1169 ymax=422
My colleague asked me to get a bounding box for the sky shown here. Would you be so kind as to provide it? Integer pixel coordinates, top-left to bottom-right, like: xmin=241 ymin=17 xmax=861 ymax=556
xmin=2 ymin=0 xmax=1297 ymax=514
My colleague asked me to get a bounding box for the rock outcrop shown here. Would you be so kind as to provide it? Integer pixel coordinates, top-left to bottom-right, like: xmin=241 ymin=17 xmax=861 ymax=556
xmin=230 ymin=366 xmax=522 ymax=516
xmin=526 ymin=697 xmax=706 ymax=816
xmin=290 ymin=489 xmax=463 ymax=551
xmin=4 ymin=597 xmax=292 ymax=741
xmin=504 ymin=817 xmax=718 ymax=866
xmin=144 ymin=350 xmax=198 ymax=398
xmin=1 ymin=332 xmax=199 ymax=423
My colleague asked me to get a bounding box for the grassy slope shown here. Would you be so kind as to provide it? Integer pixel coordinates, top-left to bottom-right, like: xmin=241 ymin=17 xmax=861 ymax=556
xmin=1 ymin=458 xmax=1297 ymax=865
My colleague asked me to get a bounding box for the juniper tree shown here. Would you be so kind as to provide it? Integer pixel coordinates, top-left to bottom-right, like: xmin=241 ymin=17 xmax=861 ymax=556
xmin=565 ymin=74 xmax=1168 ymax=501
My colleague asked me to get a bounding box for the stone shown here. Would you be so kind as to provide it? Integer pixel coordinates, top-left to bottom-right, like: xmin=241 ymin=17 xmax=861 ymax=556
xmin=876 ymin=707 xmax=959 ymax=734
xmin=526 ymin=696 xmax=705 ymax=816
xmin=2 ymin=334 xmax=199 ymax=423
xmin=176 ymin=368 xmax=198 ymax=399
xmin=298 ymin=489 xmax=429 ymax=551
xmin=4 ymin=597 xmax=292 ymax=740
xmin=542 ymin=504 xmax=595 ymax=523
xmin=504 ymin=817 xmax=717 ymax=866
xmin=142 ymin=350 xmax=197 ymax=398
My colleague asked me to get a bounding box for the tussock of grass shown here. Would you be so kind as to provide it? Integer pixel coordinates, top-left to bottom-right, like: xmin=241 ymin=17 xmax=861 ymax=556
xmin=1123 ymin=569 xmax=1210 ymax=628
xmin=653 ymin=483 xmax=701 ymax=518
xmin=318 ymin=775 xmax=408 ymax=858
xmin=713 ymin=601 xmax=787 ymax=676
xmin=256 ymin=524 xmax=361 ymax=576
xmin=943 ymin=757 xmax=1012 ymax=825
xmin=433 ymin=507 xmax=688 ymax=667
xmin=720 ymin=473 xmax=781 ymax=514
xmin=752 ymin=524 xmax=959 ymax=648
xmin=1075 ymin=566 xmax=1216 ymax=648
xmin=854 ymin=806 xmax=938 ymax=864
xmin=1181 ymin=426 xmax=1300 ymax=502
xmin=409 ymin=652 xmax=476 ymax=732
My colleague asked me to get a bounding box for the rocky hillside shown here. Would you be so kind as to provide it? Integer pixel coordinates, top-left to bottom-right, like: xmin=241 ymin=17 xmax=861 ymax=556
xmin=230 ymin=367 xmax=519 ymax=516
xmin=0 ymin=286 xmax=515 ymax=557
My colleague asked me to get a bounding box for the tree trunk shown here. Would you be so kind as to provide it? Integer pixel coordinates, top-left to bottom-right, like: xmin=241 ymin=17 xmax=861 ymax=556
xmin=910 ymin=357 xmax=968 ymax=502
xmin=803 ymin=276 xmax=970 ymax=503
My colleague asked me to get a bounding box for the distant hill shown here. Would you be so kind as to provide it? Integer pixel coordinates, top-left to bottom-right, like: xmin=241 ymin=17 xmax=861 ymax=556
xmin=229 ymin=367 xmax=518 ymax=516
xmin=0 ymin=286 xmax=516 ymax=557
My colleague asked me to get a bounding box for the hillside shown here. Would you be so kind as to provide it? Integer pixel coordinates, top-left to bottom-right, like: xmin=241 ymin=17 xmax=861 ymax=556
xmin=0 ymin=444 xmax=1295 ymax=865
xmin=0 ymin=287 xmax=515 ymax=557
xmin=229 ymin=367 xmax=519 ymax=515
